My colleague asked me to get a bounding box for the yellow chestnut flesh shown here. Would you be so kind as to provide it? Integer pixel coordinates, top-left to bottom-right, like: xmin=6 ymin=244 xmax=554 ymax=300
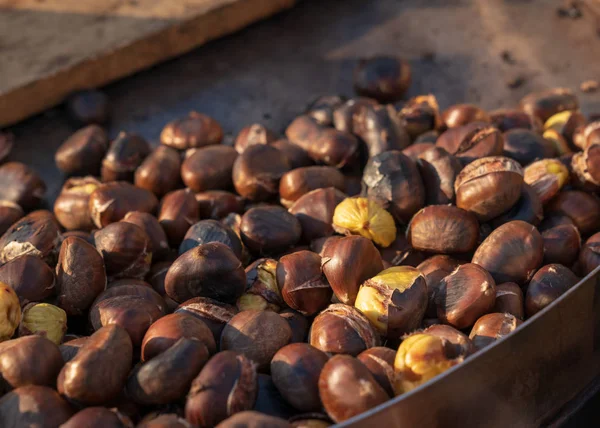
xmin=0 ymin=283 xmax=21 ymax=341
xmin=332 ymin=197 xmax=396 ymax=247
xmin=20 ymin=303 xmax=67 ymax=345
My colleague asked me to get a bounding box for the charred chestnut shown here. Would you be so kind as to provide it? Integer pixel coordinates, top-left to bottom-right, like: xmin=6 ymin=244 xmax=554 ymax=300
xmin=353 ymin=56 xmax=411 ymax=103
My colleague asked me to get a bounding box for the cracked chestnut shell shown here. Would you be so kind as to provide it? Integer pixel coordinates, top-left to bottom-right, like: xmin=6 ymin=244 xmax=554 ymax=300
xmin=546 ymin=190 xmax=600 ymax=236
xmin=489 ymin=183 xmax=543 ymax=228
xmin=277 ymin=251 xmax=331 ymax=316
xmin=0 ymin=254 xmax=55 ymax=305
xmin=159 ymin=189 xmax=200 ymax=247
xmin=285 ymin=116 xmax=358 ymax=168
xmin=58 ymin=325 xmax=133 ymax=405
xmin=220 ymin=310 xmax=291 ymax=371
xmin=0 ymin=162 xmax=46 ymax=210
xmin=240 ymin=206 xmax=302 ymax=256
xmin=441 ymin=104 xmax=490 ymax=129
xmin=55 ymin=124 xmax=109 ymax=176
xmin=574 ymin=121 xmax=600 ymax=150
xmin=127 ymin=337 xmax=209 ymax=405
xmin=289 ymin=188 xmax=347 ymax=243
xmin=166 ymin=242 xmax=246 ymax=304
xmin=101 ymin=132 xmax=150 ymax=182
xmin=436 ymin=122 xmax=503 ymax=165
xmin=332 ymin=97 xmax=379 ymax=134
xmin=180 ymin=219 xmax=243 ymax=260
xmin=0 ymin=385 xmax=73 ymax=427
xmin=502 ymin=129 xmax=555 ymax=166
xmin=318 ymin=355 xmax=389 ymax=423
xmin=398 ymin=94 xmax=442 ymax=139
xmin=525 ymin=264 xmax=579 ymax=317
xmin=455 ymin=156 xmax=524 ymax=222
xmin=579 ymin=232 xmax=600 ymax=276
xmin=181 ymin=145 xmax=238 ymax=192
xmin=279 ymin=166 xmax=345 ymax=208
xmin=493 ymin=282 xmax=524 ymax=320
xmin=306 ymin=95 xmax=346 ymax=126
xmin=417 ymin=255 xmax=463 ymax=318
xmin=356 ymin=347 xmax=396 ymax=397
xmin=233 ymin=145 xmax=290 ymax=201
xmin=0 ymin=210 xmax=61 ymax=266
xmin=122 ymin=212 xmax=170 ymax=261
xmin=271 ymin=343 xmax=328 ymax=412
xmin=234 ymin=124 xmax=278 ymax=154
xmin=0 ymin=201 xmax=23 ymax=237
xmin=417 ymin=147 xmax=462 ymax=205
xmin=362 ymin=150 xmax=425 ymax=224
xmin=176 ymin=297 xmax=238 ymax=346
xmin=309 ymin=304 xmax=380 ymax=356
xmin=196 ymin=191 xmax=244 ymax=220
xmin=352 ymin=104 xmax=410 ymax=157
xmin=54 ymin=176 xmax=100 ymax=231
xmin=407 ymin=205 xmax=479 ymax=254
xmin=572 ymin=142 xmax=600 ymax=191
xmin=141 ymin=312 xmax=216 ymax=361
xmin=355 ymin=266 xmax=427 ymax=339
xmin=237 ymin=258 xmax=283 ymax=312
xmin=523 ymin=159 xmax=569 ymax=204
xmin=89 ymin=181 xmax=159 ymax=228
xmin=135 ymin=145 xmax=182 ymax=197
xmin=353 ymin=56 xmax=411 ymax=103
xmin=185 ymin=351 xmax=258 ymax=427
xmin=321 ymin=236 xmax=383 ymax=305
xmin=94 ymin=222 xmax=151 ymax=280
xmin=435 ymin=263 xmax=496 ymax=329
xmin=469 ymin=313 xmax=523 ymax=351
xmin=520 ymin=88 xmax=578 ymax=123
xmin=542 ymin=224 xmax=581 ymax=266
xmin=423 ymin=324 xmax=474 ymax=358
xmin=161 ymin=112 xmax=223 ymax=150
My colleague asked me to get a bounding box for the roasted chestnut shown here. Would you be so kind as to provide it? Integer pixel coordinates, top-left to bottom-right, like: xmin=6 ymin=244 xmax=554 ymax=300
xmin=492 ymin=282 xmax=525 ymax=320
xmin=158 ymin=189 xmax=200 ymax=247
xmin=0 ymin=255 xmax=55 ymax=305
xmin=469 ymin=313 xmax=523 ymax=351
xmin=181 ymin=145 xmax=238 ymax=192
xmin=436 ymin=122 xmax=503 ymax=165
xmin=502 ymin=129 xmax=555 ymax=166
xmin=546 ymin=190 xmax=600 ymax=236
xmin=233 ymin=145 xmax=290 ymax=201
xmin=306 ymin=95 xmax=346 ymax=126
xmin=216 ymin=411 xmax=290 ymax=428
xmin=417 ymin=147 xmax=462 ymax=205
xmin=0 ymin=162 xmax=46 ymax=210
xmin=175 ymin=297 xmax=238 ymax=346
xmin=572 ymin=142 xmax=600 ymax=191
xmin=135 ymin=145 xmax=182 ymax=197
xmin=525 ymin=264 xmax=579 ymax=317
xmin=398 ymin=94 xmax=441 ymax=139
xmin=352 ymin=104 xmax=410 ymax=157
xmin=253 ymin=373 xmax=297 ymax=420
xmin=520 ymin=88 xmax=578 ymax=123
xmin=289 ymin=188 xmax=347 ymax=243
xmin=523 ymin=159 xmax=569 ymax=203
xmin=489 ymin=109 xmax=541 ymax=132
xmin=489 ymin=183 xmax=543 ymax=228
xmin=332 ymin=97 xmax=379 ymax=134
xmin=0 ymin=201 xmax=23 ymax=237
xmin=0 ymin=385 xmax=73 ymax=427
xmin=196 ymin=191 xmax=244 ymax=220
xmin=423 ymin=324 xmax=474 ymax=358
xmin=234 ymin=124 xmax=278 ymax=154
xmin=161 ymin=112 xmax=223 ymax=150
xmin=271 ymin=139 xmax=314 ymax=170
xmin=94 ymin=222 xmax=151 ymax=280
xmin=238 ymin=258 xmax=283 ymax=312
xmin=61 ymin=407 xmax=132 ymax=428
xmin=279 ymin=166 xmax=345 ymax=208
xmin=579 ymin=232 xmax=600 ymax=276
xmin=122 ymin=211 xmax=170 ymax=261
xmin=66 ymin=89 xmax=109 ymax=126
xmin=55 ymin=125 xmax=109 ymax=176
xmin=441 ymin=104 xmax=490 ymax=129
xmin=54 ymin=176 xmax=100 ymax=231
xmin=309 ymin=304 xmax=380 ymax=356
xmin=573 ymin=121 xmax=600 ymax=150
xmin=101 ymin=132 xmax=151 ymax=182
xmin=417 ymin=255 xmax=463 ymax=318
xmin=180 ymin=219 xmax=243 ymax=260
xmin=240 ymin=206 xmax=302 ymax=256
xmin=89 ymin=181 xmax=158 ymax=228
xmin=353 ymin=55 xmax=411 ymax=102
xmin=280 ymin=309 xmax=310 ymax=344
xmin=542 ymin=224 xmax=581 ymax=266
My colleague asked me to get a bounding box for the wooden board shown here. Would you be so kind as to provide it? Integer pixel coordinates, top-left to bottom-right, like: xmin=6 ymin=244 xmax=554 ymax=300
xmin=0 ymin=0 xmax=296 ymax=127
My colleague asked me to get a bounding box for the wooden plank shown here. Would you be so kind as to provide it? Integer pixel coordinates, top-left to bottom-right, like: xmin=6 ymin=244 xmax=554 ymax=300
xmin=0 ymin=0 xmax=296 ymax=127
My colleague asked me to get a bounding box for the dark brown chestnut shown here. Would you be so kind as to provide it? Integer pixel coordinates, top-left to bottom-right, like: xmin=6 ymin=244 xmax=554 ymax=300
xmin=0 ymin=385 xmax=73 ymax=427
xmin=289 ymin=188 xmax=347 ymax=243
xmin=435 ymin=263 xmax=496 ymax=329
xmin=146 ymin=261 xmax=178 ymax=309
xmin=417 ymin=255 xmax=464 ymax=318
xmin=279 ymin=166 xmax=345 ymax=208
xmin=138 ymin=414 xmax=191 ymax=428
xmin=546 ymin=190 xmax=600 ymax=236
xmin=332 ymin=97 xmax=379 ymax=134
xmin=489 ymin=109 xmax=541 ymax=132
xmin=220 ymin=310 xmax=292 ymax=371
xmin=423 ymin=324 xmax=475 ymax=358
xmin=181 ymin=145 xmax=238 ymax=192
xmin=403 ymin=142 xmax=436 ymax=160
xmin=353 ymin=56 xmax=411 ymax=103
xmin=0 ymin=201 xmax=23 ymax=237
xmin=135 ymin=145 xmax=182 ymax=197
xmin=94 ymin=222 xmax=151 ymax=279
xmin=234 ymin=124 xmax=278 ymax=154
xmin=141 ymin=312 xmax=216 ymax=361
xmin=158 ymin=189 xmax=200 ymax=247
xmin=277 ymin=251 xmax=331 ymax=316
xmin=579 ymin=232 xmax=600 ymax=276
xmin=0 ymin=162 xmax=46 ymax=210
xmin=285 ymin=116 xmax=358 ymax=168
xmin=309 ymin=304 xmax=380 ymax=356
xmin=240 ymin=206 xmax=302 ymax=256
xmin=0 ymin=210 xmax=61 ymax=265
xmin=493 ymin=282 xmax=525 ymax=320
xmin=416 ymin=147 xmax=462 ymax=205
xmin=0 ymin=132 xmax=12 ymax=164
xmin=89 ymin=181 xmax=159 ymax=228
xmin=233 ymin=145 xmax=290 ymax=201
xmin=238 ymin=258 xmax=283 ymax=312
xmin=352 ymin=104 xmax=410 ymax=157
xmin=525 ymin=264 xmax=579 ymax=317
xmin=253 ymin=373 xmax=297 ymax=420
xmin=306 ymin=95 xmax=346 ymax=126
xmin=489 ymin=183 xmax=543 ymax=228
xmin=93 ymin=282 xmax=168 ymax=314
xmin=573 ymin=121 xmax=600 ymax=150
xmin=280 ymin=309 xmax=310 ymax=344
xmin=196 ymin=190 xmax=244 ymax=220
xmin=56 ymin=236 xmax=106 ymax=316
xmin=572 ymin=142 xmax=600 ymax=191
xmin=59 ymin=337 xmax=88 ymax=363
xmin=58 ymin=325 xmax=132 ymax=405
xmin=408 ymin=205 xmax=479 ymax=254
xmin=398 ymin=94 xmax=441 ymax=139
xmin=321 ymin=236 xmax=383 ymax=305
xmin=65 ymin=89 xmax=109 ymax=126
xmin=455 ymin=156 xmax=523 ymax=222
xmin=179 ymin=219 xmax=243 ymax=260
xmin=469 ymin=313 xmax=522 ymax=351
xmin=165 ymin=242 xmax=246 ymax=304
xmin=378 ymin=234 xmax=425 ymax=268
xmin=318 ymin=355 xmax=389 ymax=423
xmin=503 ymin=129 xmax=556 ymax=166
xmin=61 ymin=407 xmax=132 ymax=428
xmin=436 ymin=122 xmax=503 ymax=165
xmin=216 ymin=411 xmax=291 ymax=428
xmin=54 ymin=176 xmax=101 ymax=231
xmin=472 ymin=220 xmax=544 ymax=285
xmin=55 ymin=125 xmax=109 ymax=176
xmin=175 ymin=297 xmax=238 ymax=346
xmin=441 ymin=104 xmax=490 ymax=129
xmin=356 ymin=347 xmax=396 ymax=397
xmin=0 ymin=255 xmax=55 ymax=305
xmin=160 ymin=112 xmax=223 ymax=150
xmin=185 ymin=351 xmax=258 ymax=427
xmin=362 ymin=150 xmax=425 ymax=224
xmin=127 ymin=338 xmax=209 ymax=405
xmin=542 ymin=224 xmax=581 ymax=266
xmin=270 ymin=343 xmax=328 ymax=412
xmin=101 ymin=132 xmax=150 ymax=182
xmin=520 ymin=88 xmax=579 ymax=123
xmin=271 ymin=139 xmax=314 ymax=170
xmin=122 ymin=211 xmax=170 ymax=261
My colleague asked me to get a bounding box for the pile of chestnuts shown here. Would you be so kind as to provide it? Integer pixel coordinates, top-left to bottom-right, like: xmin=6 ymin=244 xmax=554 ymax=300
xmin=0 ymin=55 xmax=597 ymax=428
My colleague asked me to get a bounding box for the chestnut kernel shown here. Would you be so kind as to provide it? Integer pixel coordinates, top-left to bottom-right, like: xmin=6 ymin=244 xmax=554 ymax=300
xmin=18 ymin=303 xmax=67 ymax=345
xmin=309 ymin=304 xmax=380 ymax=356
xmin=318 ymin=354 xmax=389 ymax=423
xmin=181 ymin=145 xmax=238 ymax=192
xmin=233 ymin=145 xmax=290 ymax=201
xmin=525 ymin=264 xmax=579 ymax=317
xmin=101 ymin=132 xmax=151 ymax=182
xmin=161 ymin=112 xmax=223 ymax=150
xmin=238 ymin=258 xmax=284 ymax=312
xmin=240 ymin=206 xmax=302 ymax=256
xmin=55 ymin=125 xmax=109 ymax=176
xmin=469 ymin=313 xmax=523 ymax=351
xmin=353 ymin=55 xmax=411 ymax=103
xmin=332 ymin=197 xmax=396 ymax=248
